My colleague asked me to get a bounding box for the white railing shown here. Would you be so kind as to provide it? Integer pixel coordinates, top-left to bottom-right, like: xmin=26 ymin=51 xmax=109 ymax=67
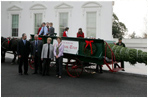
xmin=113 ymin=38 xmax=147 ymax=52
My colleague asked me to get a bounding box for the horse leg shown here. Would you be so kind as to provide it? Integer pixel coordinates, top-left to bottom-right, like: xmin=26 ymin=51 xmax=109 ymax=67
xmin=96 ymin=64 xmax=103 ymax=73
xmin=95 ymin=64 xmax=99 ymax=72
xmin=11 ymin=51 xmax=17 ymax=64
xmin=1 ymin=50 xmax=6 ymax=63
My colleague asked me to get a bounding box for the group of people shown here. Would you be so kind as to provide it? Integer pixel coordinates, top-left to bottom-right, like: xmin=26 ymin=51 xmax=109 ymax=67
xmin=37 ymin=22 xmax=85 ymax=38
xmin=17 ymin=22 xmax=126 ymax=78
xmin=17 ymin=22 xmax=86 ymax=79
xmin=17 ymin=33 xmax=64 ymax=79
xmin=38 ymin=22 xmax=55 ymax=36
xmin=63 ymin=27 xmax=84 ymax=38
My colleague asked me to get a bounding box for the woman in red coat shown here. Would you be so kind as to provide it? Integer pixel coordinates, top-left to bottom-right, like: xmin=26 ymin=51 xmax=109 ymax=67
xmin=77 ymin=28 xmax=84 ymax=38
xmin=63 ymin=27 xmax=69 ymax=37
xmin=37 ymin=25 xmax=42 ymax=35
xmin=37 ymin=25 xmax=43 ymax=40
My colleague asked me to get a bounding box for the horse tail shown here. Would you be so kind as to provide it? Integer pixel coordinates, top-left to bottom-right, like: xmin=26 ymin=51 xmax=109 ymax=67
xmin=1 ymin=37 xmax=9 ymax=51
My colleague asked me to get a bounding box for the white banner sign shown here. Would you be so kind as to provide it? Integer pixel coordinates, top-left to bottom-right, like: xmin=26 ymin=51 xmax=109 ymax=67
xmin=53 ymin=39 xmax=79 ymax=54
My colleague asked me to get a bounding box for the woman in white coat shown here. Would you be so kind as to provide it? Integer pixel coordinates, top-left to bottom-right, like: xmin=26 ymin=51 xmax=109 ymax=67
xmin=41 ymin=37 xmax=54 ymax=76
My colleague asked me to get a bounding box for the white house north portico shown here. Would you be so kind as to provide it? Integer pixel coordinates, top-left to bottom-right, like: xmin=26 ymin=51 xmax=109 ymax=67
xmin=1 ymin=1 xmax=113 ymax=40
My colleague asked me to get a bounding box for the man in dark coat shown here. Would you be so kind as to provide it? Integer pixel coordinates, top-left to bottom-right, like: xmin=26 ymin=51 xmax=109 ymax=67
xmin=48 ymin=22 xmax=55 ymax=36
xmin=31 ymin=35 xmax=43 ymax=74
xmin=116 ymin=38 xmax=126 ymax=47
xmin=17 ymin=33 xmax=30 ymax=75
xmin=114 ymin=38 xmax=126 ymax=71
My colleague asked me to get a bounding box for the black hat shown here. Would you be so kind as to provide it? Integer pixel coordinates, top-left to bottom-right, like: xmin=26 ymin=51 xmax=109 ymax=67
xmin=118 ymin=38 xmax=122 ymax=40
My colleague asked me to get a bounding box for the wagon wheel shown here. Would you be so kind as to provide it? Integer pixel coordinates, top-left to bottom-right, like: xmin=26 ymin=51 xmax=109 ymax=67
xmin=66 ymin=58 xmax=83 ymax=78
xmin=28 ymin=58 xmax=34 ymax=69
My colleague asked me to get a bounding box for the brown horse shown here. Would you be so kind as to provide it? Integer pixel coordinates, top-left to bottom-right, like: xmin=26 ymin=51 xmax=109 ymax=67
xmin=1 ymin=36 xmax=20 ymax=64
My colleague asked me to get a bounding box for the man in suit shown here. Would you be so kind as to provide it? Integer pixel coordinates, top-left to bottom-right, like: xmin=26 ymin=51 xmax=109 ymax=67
xmin=48 ymin=22 xmax=55 ymax=37
xmin=41 ymin=37 xmax=54 ymax=76
xmin=46 ymin=22 xmax=50 ymax=31
xmin=39 ymin=22 xmax=48 ymax=36
xmin=31 ymin=35 xmax=43 ymax=74
xmin=17 ymin=33 xmax=30 ymax=75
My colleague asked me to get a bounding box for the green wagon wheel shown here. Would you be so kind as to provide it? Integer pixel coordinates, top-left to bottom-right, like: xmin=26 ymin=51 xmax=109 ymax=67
xmin=66 ymin=58 xmax=83 ymax=78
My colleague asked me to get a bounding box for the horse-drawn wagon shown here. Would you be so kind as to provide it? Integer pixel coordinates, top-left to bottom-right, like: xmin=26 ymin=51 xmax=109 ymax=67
xmin=29 ymin=34 xmax=123 ymax=77
xmin=2 ymin=34 xmax=146 ymax=77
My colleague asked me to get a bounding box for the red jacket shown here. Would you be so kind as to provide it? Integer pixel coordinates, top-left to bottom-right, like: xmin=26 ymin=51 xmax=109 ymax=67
xmin=63 ymin=31 xmax=67 ymax=37
xmin=37 ymin=27 xmax=42 ymax=40
xmin=37 ymin=27 xmax=42 ymax=35
xmin=77 ymin=32 xmax=84 ymax=38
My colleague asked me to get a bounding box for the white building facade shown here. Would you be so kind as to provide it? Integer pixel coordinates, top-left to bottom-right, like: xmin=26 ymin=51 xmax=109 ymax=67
xmin=1 ymin=1 xmax=113 ymax=40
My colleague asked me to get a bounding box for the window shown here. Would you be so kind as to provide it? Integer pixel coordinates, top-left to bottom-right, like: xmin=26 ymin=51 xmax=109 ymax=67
xmin=59 ymin=12 xmax=68 ymax=37
xmin=86 ymin=12 xmax=96 ymax=38
xmin=34 ymin=13 xmax=42 ymax=34
xmin=12 ymin=15 xmax=19 ymax=36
